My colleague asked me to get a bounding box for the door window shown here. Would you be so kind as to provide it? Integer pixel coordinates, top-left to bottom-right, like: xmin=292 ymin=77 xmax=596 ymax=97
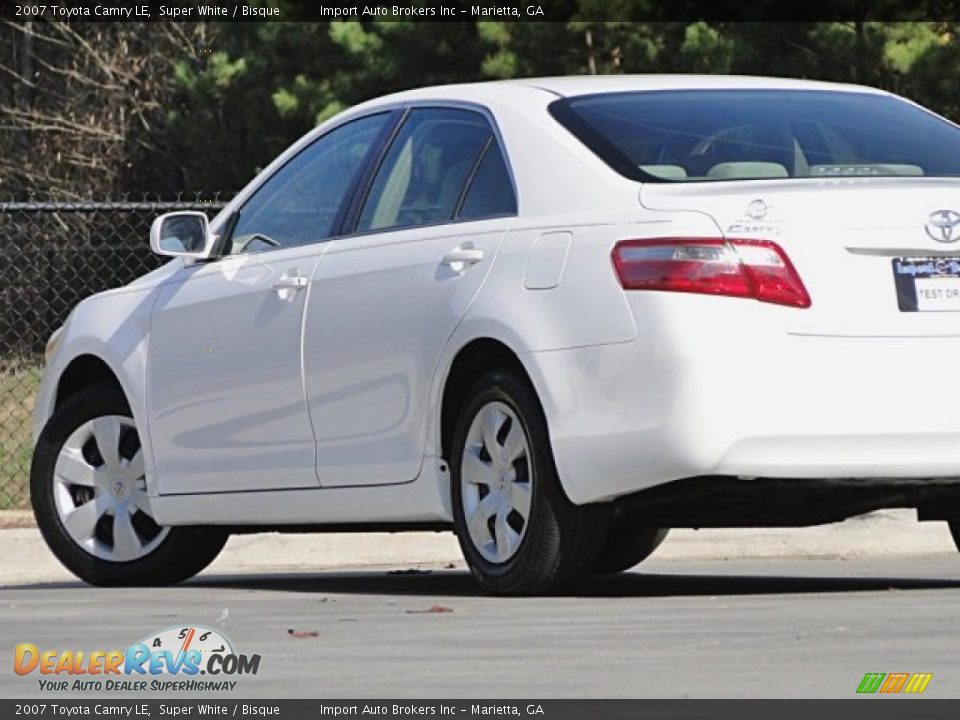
xmin=456 ymin=141 xmax=517 ymax=220
xmin=356 ymin=108 xmax=496 ymax=232
xmin=229 ymin=112 xmax=389 ymax=254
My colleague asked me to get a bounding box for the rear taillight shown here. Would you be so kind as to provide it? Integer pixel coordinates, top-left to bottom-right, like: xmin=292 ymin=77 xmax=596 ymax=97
xmin=612 ymin=238 xmax=811 ymax=308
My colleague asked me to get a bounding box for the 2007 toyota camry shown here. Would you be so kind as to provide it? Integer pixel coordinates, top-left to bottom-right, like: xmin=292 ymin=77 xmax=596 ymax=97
xmin=31 ymin=75 xmax=960 ymax=594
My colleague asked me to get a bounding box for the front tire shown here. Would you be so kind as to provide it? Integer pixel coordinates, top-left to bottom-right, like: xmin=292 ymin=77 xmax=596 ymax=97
xmin=450 ymin=370 xmax=607 ymax=594
xmin=31 ymin=383 xmax=228 ymax=586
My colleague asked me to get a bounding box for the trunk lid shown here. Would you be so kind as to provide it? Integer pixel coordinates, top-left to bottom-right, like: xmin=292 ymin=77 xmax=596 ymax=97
xmin=640 ymin=177 xmax=960 ymax=336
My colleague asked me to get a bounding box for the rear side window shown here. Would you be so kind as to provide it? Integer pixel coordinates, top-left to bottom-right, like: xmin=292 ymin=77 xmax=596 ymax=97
xmin=457 ymin=142 xmax=517 ymax=220
xmin=551 ymin=90 xmax=960 ymax=182
xmin=357 ymin=108 xmax=497 ymax=232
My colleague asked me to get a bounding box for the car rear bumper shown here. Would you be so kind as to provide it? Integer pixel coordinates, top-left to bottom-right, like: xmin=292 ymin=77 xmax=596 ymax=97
xmin=523 ymin=295 xmax=960 ymax=505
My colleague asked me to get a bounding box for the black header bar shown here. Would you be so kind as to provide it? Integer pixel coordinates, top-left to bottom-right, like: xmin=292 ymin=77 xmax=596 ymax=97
xmin=6 ymin=0 xmax=960 ymax=23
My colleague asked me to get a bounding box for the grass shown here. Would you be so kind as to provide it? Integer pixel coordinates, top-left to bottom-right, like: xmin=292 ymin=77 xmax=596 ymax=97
xmin=0 ymin=361 xmax=41 ymax=509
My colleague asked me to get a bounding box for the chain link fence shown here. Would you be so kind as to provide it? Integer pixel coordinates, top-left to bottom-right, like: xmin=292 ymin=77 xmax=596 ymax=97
xmin=0 ymin=196 xmax=228 ymax=509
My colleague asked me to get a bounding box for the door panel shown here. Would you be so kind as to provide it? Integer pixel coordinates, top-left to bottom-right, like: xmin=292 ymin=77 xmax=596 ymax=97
xmin=149 ymin=249 xmax=323 ymax=494
xmin=147 ymin=112 xmax=390 ymax=495
xmin=303 ymin=106 xmax=515 ymax=487
xmin=304 ymin=223 xmax=506 ymax=486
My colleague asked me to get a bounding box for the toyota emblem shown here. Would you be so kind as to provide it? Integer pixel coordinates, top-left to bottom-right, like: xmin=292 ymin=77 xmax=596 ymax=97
xmin=925 ymin=209 xmax=960 ymax=243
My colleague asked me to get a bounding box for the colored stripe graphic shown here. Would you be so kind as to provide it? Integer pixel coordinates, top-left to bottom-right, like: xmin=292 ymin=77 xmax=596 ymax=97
xmin=857 ymin=673 xmax=885 ymax=694
xmin=857 ymin=672 xmax=932 ymax=694
xmin=880 ymin=673 xmax=909 ymax=693
xmin=904 ymin=673 xmax=933 ymax=694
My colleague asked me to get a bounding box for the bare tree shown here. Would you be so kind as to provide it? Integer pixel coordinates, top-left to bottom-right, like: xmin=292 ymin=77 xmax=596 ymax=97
xmin=0 ymin=21 xmax=212 ymax=199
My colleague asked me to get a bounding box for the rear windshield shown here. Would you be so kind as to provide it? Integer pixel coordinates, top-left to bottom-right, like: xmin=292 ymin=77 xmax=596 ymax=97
xmin=550 ymin=89 xmax=960 ymax=182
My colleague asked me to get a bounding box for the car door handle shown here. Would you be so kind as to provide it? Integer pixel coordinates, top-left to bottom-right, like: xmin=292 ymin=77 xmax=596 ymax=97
xmin=273 ymin=274 xmax=309 ymax=292
xmin=441 ymin=248 xmax=485 ymax=268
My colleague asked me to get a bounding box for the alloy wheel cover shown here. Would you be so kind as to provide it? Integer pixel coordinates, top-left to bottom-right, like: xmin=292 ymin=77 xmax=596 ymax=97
xmin=52 ymin=415 xmax=169 ymax=562
xmin=460 ymin=401 xmax=533 ymax=564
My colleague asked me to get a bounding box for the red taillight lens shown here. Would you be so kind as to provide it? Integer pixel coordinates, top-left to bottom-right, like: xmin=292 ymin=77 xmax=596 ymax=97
xmin=612 ymin=238 xmax=811 ymax=308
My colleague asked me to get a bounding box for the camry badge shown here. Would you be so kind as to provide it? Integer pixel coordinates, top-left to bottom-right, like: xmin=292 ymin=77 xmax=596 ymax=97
xmin=925 ymin=210 xmax=960 ymax=243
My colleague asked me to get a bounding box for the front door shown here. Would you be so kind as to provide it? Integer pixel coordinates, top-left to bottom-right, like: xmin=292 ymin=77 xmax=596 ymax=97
xmin=148 ymin=249 xmax=322 ymax=494
xmin=148 ymin=112 xmax=392 ymax=494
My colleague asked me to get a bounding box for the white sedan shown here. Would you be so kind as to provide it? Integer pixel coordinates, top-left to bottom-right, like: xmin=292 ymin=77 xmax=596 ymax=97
xmin=32 ymin=75 xmax=960 ymax=594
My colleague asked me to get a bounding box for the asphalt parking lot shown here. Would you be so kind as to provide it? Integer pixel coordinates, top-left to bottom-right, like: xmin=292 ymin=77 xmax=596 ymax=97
xmin=3 ymin=553 xmax=959 ymax=699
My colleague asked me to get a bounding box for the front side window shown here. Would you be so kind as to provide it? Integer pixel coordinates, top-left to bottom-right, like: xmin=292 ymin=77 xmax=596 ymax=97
xmin=229 ymin=112 xmax=388 ymax=254
xmin=356 ymin=108 xmax=496 ymax=232
xmin=551 ymin=90 xmax=960 ymax=182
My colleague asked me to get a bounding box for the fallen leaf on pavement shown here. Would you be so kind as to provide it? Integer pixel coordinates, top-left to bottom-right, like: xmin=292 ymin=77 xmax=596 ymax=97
xmin=405 ymin=605 xmax=454 ymax=615
xmin=287 ymin=629 xmax=319 ymax=638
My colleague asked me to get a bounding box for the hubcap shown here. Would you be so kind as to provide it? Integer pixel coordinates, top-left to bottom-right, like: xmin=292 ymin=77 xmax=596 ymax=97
xmin=52 ymin=415 xmax=168 ymax=562
xmin=460 ymin=402 xmax=532 ymax=564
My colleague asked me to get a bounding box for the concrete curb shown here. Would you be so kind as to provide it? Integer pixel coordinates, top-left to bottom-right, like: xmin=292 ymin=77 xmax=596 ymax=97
xmin=0 ymin=510 xmax=33 ymax=529
xmin=1 ymin=509 xmax=956 ymax=586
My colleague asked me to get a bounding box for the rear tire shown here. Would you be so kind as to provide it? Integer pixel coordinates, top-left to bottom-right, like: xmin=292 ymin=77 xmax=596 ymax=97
xmin=450 ymin=370 xmax=608 ymax=595
xmin=31 ymin=383 xmax=228 ymax=586
xmin=594 ymin=526 xmax=668 ymax=575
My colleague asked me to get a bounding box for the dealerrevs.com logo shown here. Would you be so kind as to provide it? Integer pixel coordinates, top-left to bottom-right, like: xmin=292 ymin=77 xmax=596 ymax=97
xmin=13 ymin=626 xmax=260 ymax=693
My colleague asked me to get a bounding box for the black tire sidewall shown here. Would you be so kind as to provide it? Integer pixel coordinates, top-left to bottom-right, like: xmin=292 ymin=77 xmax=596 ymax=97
xmin=450 ymin=371 xmax=605 ymax=594
xmin=594 ymin=526 xmax=669 ymax=575
xmin=31 ymin=383 xmax=226 ymax=586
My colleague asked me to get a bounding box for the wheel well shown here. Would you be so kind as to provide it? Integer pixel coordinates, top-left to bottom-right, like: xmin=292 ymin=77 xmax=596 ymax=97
xmin=440 ymin=338 xmax=533 ymax=462
xmin=56 ymin=355 xmax=123 ymax=408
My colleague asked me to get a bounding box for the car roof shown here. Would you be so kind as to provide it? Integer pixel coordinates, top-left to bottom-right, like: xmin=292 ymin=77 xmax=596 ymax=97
xmin=216 ymin=75 xmax=896 ymax=234
xmin=365 ymin=74 xmax=887 ymax=106
xmin=336 ymin=75 xmax=894 ymax=130
xmin=507 ymin=74 xmax=885 ymax=97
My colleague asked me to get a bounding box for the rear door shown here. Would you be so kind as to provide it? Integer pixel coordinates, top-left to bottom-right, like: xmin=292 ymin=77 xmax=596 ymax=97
xmin=303 ymin=106 xmax=517 ymax=487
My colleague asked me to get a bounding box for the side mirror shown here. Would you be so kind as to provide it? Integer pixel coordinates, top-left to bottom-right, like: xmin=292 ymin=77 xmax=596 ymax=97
xmin=149 ymin=211 xmax=215 ymax=260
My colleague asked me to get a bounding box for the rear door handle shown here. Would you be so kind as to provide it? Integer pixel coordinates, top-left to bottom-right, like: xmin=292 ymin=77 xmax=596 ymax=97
xmin=441 ymin=248 xmax=485 ymax=269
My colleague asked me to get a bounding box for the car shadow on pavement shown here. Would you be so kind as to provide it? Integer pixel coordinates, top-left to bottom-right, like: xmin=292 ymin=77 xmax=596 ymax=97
xmin=165 ymin=569 xmax=960 ymax=597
